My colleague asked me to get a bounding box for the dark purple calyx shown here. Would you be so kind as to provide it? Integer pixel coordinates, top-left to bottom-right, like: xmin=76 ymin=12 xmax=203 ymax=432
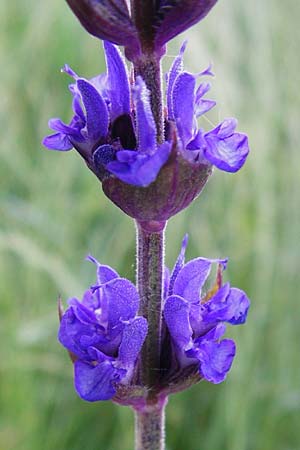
xmin=102 ymin=141 xmax=212 ymax=223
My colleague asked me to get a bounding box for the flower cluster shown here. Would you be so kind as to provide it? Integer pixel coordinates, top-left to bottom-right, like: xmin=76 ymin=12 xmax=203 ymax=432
xmin=58 ymin=238 xmax=249 ymax=402
xmin=163 ymin=236 xmax=250 ymax=384
xmin=58 ymin=256 xmax=147 ymax=401
xmin=43 ymin=41 xmax=249 ymax=222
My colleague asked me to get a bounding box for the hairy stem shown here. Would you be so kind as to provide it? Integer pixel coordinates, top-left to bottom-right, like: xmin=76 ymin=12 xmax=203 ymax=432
xmin=135 ymin=402 xmax=166 ymax=450
xmin=134 ymin=56 xmax=164 ymax=143
xmin=136 ymin=221 xmax=165 ymax=390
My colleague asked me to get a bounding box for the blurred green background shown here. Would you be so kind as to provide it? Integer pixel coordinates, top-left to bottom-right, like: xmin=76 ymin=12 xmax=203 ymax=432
xmin=1 ymin=0 xmax=299 ymax=449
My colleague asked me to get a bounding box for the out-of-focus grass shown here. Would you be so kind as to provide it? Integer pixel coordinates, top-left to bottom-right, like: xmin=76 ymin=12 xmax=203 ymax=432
xmin=1 ymin=0 xmax=299 ymax=449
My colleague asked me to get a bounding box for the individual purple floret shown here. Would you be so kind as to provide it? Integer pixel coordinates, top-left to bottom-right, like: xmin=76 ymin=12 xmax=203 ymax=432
xmin=167 ymin=42 xmax=249 ymax=173
xmin=58 ymin=255 xmax=147 ymax=401
xmin=163 ymin=236 xmax=250 ymax=384
xmin=43 ymin=41 xmax=171 ymax=188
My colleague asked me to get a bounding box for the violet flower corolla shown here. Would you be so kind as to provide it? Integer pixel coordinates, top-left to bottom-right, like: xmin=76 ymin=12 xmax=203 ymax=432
xmin=43 ymin=41 xmax=249 ymax=224
xmin=166 ymin=42 xmax=249 ymax=174
xmin=58 ymin=255 xmax=147 ymax=402
xmin=161 ymin=236 xmax=250 ymax=388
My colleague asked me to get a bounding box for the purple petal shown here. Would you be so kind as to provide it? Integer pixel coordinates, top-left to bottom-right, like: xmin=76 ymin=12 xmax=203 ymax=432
xmin=204 ymin=123 xmax=250 ymax=172
xmin=86 ymin=255 xmax=119 ymax=284
xmin=77 ymin=79 xmax=109 ymax=141
xmin=87 ymin=346 xmax=112 ymax=363
xmin=107 ymin=142 xmax=171 ymax=187
xmin=197 ymin=338 xmax=236 ymax=384
xmin=186 ymin=128 xmax=206 ymax=152
xmin=103 ymin=41 xmax=130 ymax=120
xmin=194 ymin=82 xmax=216 ymax=117
xmin=172 ymin=72 xmax=196 ymax=146
xmin=202 ymin=282 xmax=231 ymax=322
xmin=224 ymin=288 xmax=250 ymax=325
xmin=74 ymin=358 xmax=122 ymax=401
xmin=168 ymin=234 xmax=189 ymax=296
xmin=72 ymin=94 xmax=86 ymax=122
xmin=195 ymin=99 xmax=216 ymax=117
xmin=166 ymin=40 xmax=187 ymax=120
xmin=198 ymin=63 xmax=214 ymax=77
xmin=48 ymin=118 xmax=83 ymax=139
xmin=58 ymin=306 xmax=101 ymax=359
xmin=42 ymin=133 xmax=73 ymax=151
xmin=212 ymin=118 xmax=237 ymax=138
xmin=164 ymin=295 xmax=193 ymax=350
xmin=68 ymin=298 xmax=97 ymax=323
xmin=118 ymin=317 xmax=148 ymax=368
xmin=196 ymin=82 xmax=211 ymax=98
xmin=62 ymin=64 xmax=79 ymax=79
xmin=92 ymin=145 xmax=116 ymax=174
xmin=172 ymin=257 xmax=213 ymax=302
xmin=101 ymin=278 xmax=140 ymax=328
xmin=81 ymin=289 xmax=99 ymax=310
xmin=133 ymin=77 xmax=157 ymax=154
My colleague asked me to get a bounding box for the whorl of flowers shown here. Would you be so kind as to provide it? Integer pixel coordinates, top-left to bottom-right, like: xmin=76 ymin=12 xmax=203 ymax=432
xmin=43 ymin=41 xmax=249 ymax=221
xmin=58 ymin=238 xmax=250 ymax=403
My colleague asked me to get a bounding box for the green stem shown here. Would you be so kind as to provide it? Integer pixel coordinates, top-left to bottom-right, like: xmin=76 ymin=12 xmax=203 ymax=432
xmin=136 ymin=221 xmax=166 ymax=390
xmin=133 ymin=55 xmax=164 ymax=143
xmin=135 ymin=402 xmax=166 ymax=450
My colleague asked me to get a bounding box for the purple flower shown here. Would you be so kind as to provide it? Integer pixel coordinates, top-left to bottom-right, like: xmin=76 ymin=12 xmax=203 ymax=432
xmin=58 ymin=255 xmax=147 ymax=401
xmin=163 ymin=236 xmax=250 ymax=384
xmin=43 ymin=41 xmax=171 ymax=188
xmin=167 ymin=42 xmax=249 ymax=173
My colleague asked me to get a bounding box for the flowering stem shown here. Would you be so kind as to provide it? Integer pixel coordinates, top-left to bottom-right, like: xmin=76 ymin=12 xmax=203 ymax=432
xmin=133 ymin=56 xmax=164 ymax=143
xmin=135 ymin=402 xmax=166 ymax=450
xmin=136 ymin=221 xmax=165 ymax=390
xmin=131 ymin=0 xmax=164 ymax=142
